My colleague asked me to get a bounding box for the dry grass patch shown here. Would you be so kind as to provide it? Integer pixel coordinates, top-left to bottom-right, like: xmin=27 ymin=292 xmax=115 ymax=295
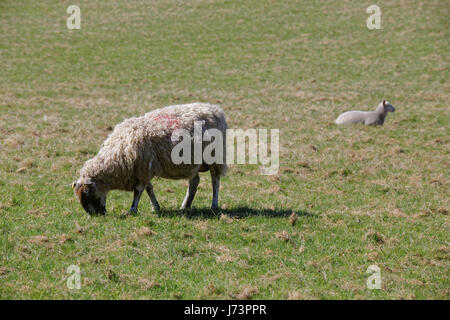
xmin=131 ymin=226 xmax=155 ymax=239
xmin=235 ymin=286 xmax=259 ymax=300
xmin=363 ymin=231 xmax=385 ymax=245
xmin=275 ymin=231 xmax=290 ymax=242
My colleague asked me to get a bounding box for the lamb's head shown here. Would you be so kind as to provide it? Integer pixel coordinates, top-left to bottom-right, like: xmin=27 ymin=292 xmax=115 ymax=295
xmin=382 ymin=100 xmax=395 ymax=112
xmin=72 ymin=178 xmax=107 ymax=215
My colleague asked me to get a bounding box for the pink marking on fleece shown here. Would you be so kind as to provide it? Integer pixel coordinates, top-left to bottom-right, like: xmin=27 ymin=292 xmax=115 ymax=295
xmin=153 ymin=114 xmax=180 ymax=130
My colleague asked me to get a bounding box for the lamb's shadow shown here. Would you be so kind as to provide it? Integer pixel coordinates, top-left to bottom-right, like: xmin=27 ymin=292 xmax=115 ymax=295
xmin=156 ymin=206 xmax=316 ymax=219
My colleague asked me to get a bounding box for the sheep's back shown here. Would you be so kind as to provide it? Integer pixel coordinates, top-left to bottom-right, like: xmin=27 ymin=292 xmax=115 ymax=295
xmin=335 ymin=111 xmax=370 ymax=124
xmin=145 ymin=103 xmax=227 ymax=133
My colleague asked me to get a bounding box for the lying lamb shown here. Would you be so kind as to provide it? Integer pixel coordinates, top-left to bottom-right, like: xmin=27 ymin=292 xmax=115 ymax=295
xmin=335 ymin=100 xmax=395 ymax=125
xmin=72 ymin=103 xmax=228 ymax=215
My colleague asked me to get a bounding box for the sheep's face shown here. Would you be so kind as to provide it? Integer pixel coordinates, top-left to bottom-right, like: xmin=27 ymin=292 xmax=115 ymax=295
xmin=383 ymin=100 xmax=395 ymax=112
xmin=72 ymin=179 xmax=106 ymax=215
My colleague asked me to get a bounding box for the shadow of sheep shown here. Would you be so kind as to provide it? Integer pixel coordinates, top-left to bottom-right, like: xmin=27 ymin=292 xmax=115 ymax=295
xmin=155 ymin=206 xmax=317 ymax=219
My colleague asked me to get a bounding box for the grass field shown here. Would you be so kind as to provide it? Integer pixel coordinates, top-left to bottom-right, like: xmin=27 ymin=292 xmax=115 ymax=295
xmin=0 ymin=0 xmax=448 ymax=299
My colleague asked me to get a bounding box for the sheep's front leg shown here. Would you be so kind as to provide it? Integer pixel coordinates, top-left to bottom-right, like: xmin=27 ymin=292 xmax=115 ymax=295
xmin=181 ymin=174 xmax=200 ymax=209
xmin=146 ymin=183 xmax=160 ymax=212
xmin=130 ymin=186 xmax=145 ymax=213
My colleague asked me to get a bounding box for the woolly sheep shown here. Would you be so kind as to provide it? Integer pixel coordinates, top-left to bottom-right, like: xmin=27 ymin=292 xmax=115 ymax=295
xmin=72 ymin=103 xmax=228 ymax=215
xmin=335 ymin=100 xmax=395 ymax=125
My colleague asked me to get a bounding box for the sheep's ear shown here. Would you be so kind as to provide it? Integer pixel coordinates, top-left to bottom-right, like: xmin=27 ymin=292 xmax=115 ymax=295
xmin=71 ymin=181 xmax=77 ymax=188
xmin=383 ymin=100 xmax=387 ymax=106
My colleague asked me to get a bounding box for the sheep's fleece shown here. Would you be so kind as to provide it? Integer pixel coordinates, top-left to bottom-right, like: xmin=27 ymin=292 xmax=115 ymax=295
xmin=73 ymin=103 xmax=227 ymax=215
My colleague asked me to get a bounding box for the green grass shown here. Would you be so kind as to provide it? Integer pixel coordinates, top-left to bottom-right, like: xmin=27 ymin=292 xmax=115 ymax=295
xmin=0 ymin=0 xmax=449 ymax=299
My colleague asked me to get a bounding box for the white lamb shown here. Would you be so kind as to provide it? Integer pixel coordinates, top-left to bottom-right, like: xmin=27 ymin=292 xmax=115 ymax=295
xmin=72 ymin=103 xmax=228 ymax=215
xmin=335 ymin=100 xmax=395 ymax=125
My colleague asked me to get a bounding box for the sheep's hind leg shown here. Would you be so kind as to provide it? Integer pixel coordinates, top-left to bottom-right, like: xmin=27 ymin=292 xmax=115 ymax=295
xmin=130 ymin=186 xmax=145 ymax=213
xmin=210 ymin=167 xmax=220 ymax=210
xmin=146 ymin=183 xmax=160 ymax=212
xmin=181 ymin=174 xmax=200 ymax=209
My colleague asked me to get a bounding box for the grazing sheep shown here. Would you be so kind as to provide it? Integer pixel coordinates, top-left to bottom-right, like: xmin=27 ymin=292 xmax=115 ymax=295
xmin=72 ymin=103 xmax=227 ymax=215
xmin=335 ymin=100 xmax=395 ymax=125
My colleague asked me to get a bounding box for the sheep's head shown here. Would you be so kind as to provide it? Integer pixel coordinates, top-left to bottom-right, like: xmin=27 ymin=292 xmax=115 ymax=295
xmin=382 ymin=100 xmax=395 ymax=112
xmin=72 ymin=178 xmax=107 ymax=215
